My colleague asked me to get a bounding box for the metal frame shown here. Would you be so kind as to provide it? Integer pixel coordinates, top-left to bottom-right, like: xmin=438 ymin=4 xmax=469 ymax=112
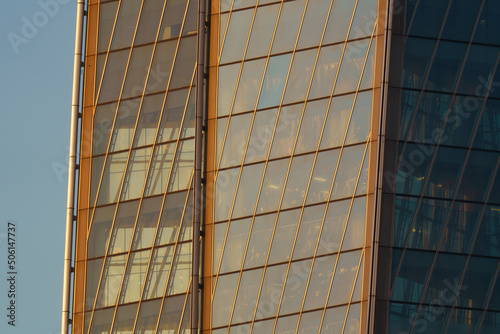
xmin=62 ymin=1 xmax=86 ymax=333
xmin=192 ymin=0 xmax=208 ymax=332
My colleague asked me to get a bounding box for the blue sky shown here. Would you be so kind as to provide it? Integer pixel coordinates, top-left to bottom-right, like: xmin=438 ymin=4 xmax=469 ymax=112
xmin=0 ymin=1 xmax=76 ymax=332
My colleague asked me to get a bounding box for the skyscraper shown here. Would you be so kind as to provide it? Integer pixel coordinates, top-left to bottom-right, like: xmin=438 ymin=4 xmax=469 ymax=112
xmin=62 ymin=0 xmax=500 ymax=333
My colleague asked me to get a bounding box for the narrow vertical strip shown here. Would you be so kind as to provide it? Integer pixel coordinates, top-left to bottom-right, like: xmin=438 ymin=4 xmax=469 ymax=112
xmin=367 ymin=0 xmax=392 ymax=332
xmin=193 ymin=0 xmax=207 ymax=333
xmin=62 ymin=1 xmax=86 ymax=334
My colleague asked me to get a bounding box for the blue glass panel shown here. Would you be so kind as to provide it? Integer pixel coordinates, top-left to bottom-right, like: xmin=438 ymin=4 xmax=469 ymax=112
xmin=390 ymin=248 xmax=403 ymax=288
xmin=456 ymin=150 xmax=498 ymax=202
xmin=395 ymin=143 xmax=436 ymax=196
xmin=473 ymin=0 xmax=500 ymax=46
xmin=456 ymin=256 xmax=498 ymax=309
xmin=442 ymin=0 xmax=481 ymax=42
xmin=387 ymin=302 xmax=418 ymax=334
xmin=425 ymin=41 xmax=467 ymax=93
xmin=481 ymin=311 xmax=500 ymax=334
xmin=391 ymin=249 xmax=434 ymax=303
xmin=456 ymin=44 xmax=500 ymax=97
xmin=405 ymin=92 xmax=451 ymax=144
xmin=439 ymin=201 xmax=482 ymax=254
xmin=408 ymin=0 xmax=448 ymax=39
xmin=401 ymin=37 xmax=436 ymax=90
xmin=408 ymin=199 xmax=450 ymax=251
xmin=413 ymin=304 xmax=450 ymax=334
xmin=392 ymin=196 xmax=418 ymax=247
xmin=398 ymin=89 xmax=420 ymax=141
xmin=445 ymin=308 xmax=481 ymax=334
xmin=490 ymin=173 xmax=500 ymax=206
xmin=422 ymin=253 xmax=466 ymax=307
xmin=473 ymin=99 xmax=500 ymax=151
xmin=424 ymin=146 xmax=467 ymax=199
xmin=472 ymin=205 xmax=500 ymax=257
xmin=441 ymin=95 xmax=482 ymax=148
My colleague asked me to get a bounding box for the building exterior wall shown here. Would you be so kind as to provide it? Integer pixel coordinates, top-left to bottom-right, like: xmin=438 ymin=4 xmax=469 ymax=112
xmin=375 ymin=0 xmax=500 ymax=333
xmin=205 ymin=0 xmax=385 ymax=333
xmin=74 ymin=0 xmax=198 ymax=332
xmin=68 ymin=0 xmax=500 ymax=333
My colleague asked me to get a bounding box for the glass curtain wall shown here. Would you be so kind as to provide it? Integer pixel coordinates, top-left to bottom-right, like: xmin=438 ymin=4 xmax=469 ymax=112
xmin=376 ymin=0 xmax=500 ymax=333
xmin=205 ymin=0 xmax=384 ymax=333
xmin=74 ymin=0 xmax=198 ymax=333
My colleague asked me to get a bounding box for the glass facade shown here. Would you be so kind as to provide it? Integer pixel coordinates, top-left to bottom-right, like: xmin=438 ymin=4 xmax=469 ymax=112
xmin=68 ymin=0 xmax=500 ymax=333
xmin=375 ymin=0 xmax=500 ymax=333
xmin=73 ymin=0 xmax=197 ymax=332
xmin=204 ymin=0 xmax=384 ymax=332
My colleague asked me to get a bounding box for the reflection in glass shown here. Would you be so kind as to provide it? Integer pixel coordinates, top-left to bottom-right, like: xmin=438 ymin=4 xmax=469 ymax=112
xmin=244 ymin=213 xmax=276 ymax=269
xmin=328 ymin=250 xmax=361 ymax=306
xmin=220 ymin=218 xmax=252 ymax=273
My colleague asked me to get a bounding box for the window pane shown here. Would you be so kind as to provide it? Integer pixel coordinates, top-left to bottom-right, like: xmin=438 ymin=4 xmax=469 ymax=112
xmin=258 ymin=54 xmax=293 ymax=109
xmin=220 ymin=218 xmax=252 ymax=273
xmin=109 ymin=302 xmax=136 ymax=333
xmin=309 ymin=44 xmax=343 ymax=100
xmin=220 ymin=8 xmax=253 ymax=64
xmin=306 ymin=149 xmax=340 ymax=205
xmin=220 ymin=113 xmax=253 ymax=168
xmin=297 ymin=0 xmax=331 ymax=49
xmin=155 ymin=191 xmax=187 ymax=246
xmin=212 ymin=273 xmax=239 ymax=327
xmin=232 ymin=268 xmax=263 ymax=324
xmin=88 ymin=204 xmax=115 ymax=259
xmin=96 ymin=254 xmax=127 ymax=308
xmin=110 ymin=0 xmax=141 ymax=50
xmin=303 ymin=254 xmax=336 ymax=311
xmin=293 ymin=204 xmax=325 ymax=260
xmin=244 ymin=108 xmax=278 ymax=164
xmin=246 ymin=4 xmax=280 ymax=59
xmin=133 ymin=93 xmax=163 ymax=148
xmin=282 ymin=154 xmax=315 ymax=210
xmin=269 ymin=103 xmax=303 ymax=159
xmin=108 ymin=200 xmax=140 ymax=255
xmin=341 ymin=196 xmax=366 ymax=251
xmin=233 ymin=58 xmax=266 ymax=114
xmin=255 ymin=264 xmax=287 ymax=319
xmin=244 ymin=213 xmax=276 ymax=269
xmin=317 ymin=199 xmax=350 ymax=256
xmin=268 ymin=209 xmax=301 ymax=264
xmin=257 ymin=158 xmax=290 ymax=214
xmin=131 ymin=196 xmax=162 ymax=250
xmin=232 ymin=163 xmax=265 ymax=219
xmin=122 ymin=45 xmax=154 ymax=99
xmin=328 ymin=250 xmax=361 ymax=306
xmin=280 ymin=259 xmax=313 ymax=315
xmin=283 ymin=48 xmax=317 ymax=104
xmin=121 ymin=250 xmax=151 ymax=304
xmin=271 ymin=0 xmax=306 ymax=54
xmin=295 ymin=99 xmax=329 ymax=155
xmin=320 ymin=94 xmax=354 ymax=149
xmin=159 ymin=0 xmax=188 ymax=40
xmin=121 ymin=147 xmax=152 ymax=201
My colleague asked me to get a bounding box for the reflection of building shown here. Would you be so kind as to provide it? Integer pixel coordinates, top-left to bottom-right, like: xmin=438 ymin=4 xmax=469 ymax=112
xmin=62 ymin=0 xmax=500 ymax=333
